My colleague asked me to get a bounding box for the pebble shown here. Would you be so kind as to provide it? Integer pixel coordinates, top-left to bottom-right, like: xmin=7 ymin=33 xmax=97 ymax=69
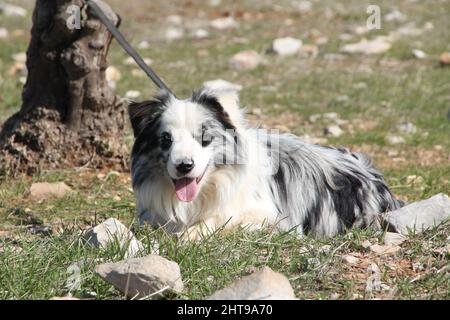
xmin=229 ymin=50 xmax=263 ymax=71
xmin=272 ymin=37 xmax=303 ymax=56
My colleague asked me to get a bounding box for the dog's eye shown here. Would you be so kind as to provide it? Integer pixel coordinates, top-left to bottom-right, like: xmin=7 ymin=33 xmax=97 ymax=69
xmin=201 ymin=128 xmax=214 ymax=147
xmin=159 ymin=132 xmax=172 ymax=150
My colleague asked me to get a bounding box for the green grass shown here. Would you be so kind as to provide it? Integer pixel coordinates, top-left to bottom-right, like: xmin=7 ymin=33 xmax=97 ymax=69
xmin=0 ymin=0 xmax=449 ymax=300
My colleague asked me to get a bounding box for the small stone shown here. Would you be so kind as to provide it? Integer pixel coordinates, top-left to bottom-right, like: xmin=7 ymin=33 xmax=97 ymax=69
xmin=0 ymin=27 xmax=8 ymax=39
xmin=166 ymin=15 xmax=183 ymax=25
xmin=341 ymin=38 xmax=391 ymax=55
xmin=12 ymin=52 xmax=26 ymax=63
xmin=319 ymin=245 xmax=331 ymax=254
xmin=383 ymin=193 xmax=450 ymax=235
xmin=405 ymin=175 xmax=424 ymax=186
xmin=210 ymin=17 xmax=238 ymax=30
xmin=29 ymin=225 xmax=52 ymax=236
xmin=397 ymin=122 xmax=417 ymax=134
xmin=125 ymin=90 xmax=141 ymax=100
xmin=165 ymin=27 xmax=184 ymax=41
xmin=383 ymin=232 xmax=407 ymax=246
xmin=137 ymin=40 xmax=150 ymax=49
xmin=0 ymin=3 xmax=27 ymax=17
xmin=229 ymin=50 xmax=263 ymax=71
xmin=439 ymin=52 xmax=450 ymax=66
xmin=353 ymin=82 xmax=368 ymax=90
xmin=203 ymin=79 xmax=242 ymax=91
xmin=83 ymin=218 xmax=150 ymax=258
xmin=272 ymin=37 xmax=303 ymax=56
xmin=341 ymin=255 xmax=359 ymax=265
xmin=412 ymin=49 xmax=426 ymax=59
xmin=385 ymin=135 xmax=405 ymax=145
xmin=297 ymin=1 xmax=312 ymax=13
xmin=192 ymin=29 xmax=209 ymax=39
xmin=208 ymin=267 xmax=296 ymax=300
xmin=361 ymin=240 xmax=372 ymax=248
xmin=29 ymin=182 xmax=72 ymax=201
xmin=370 ymin=244 xmax=401 ymax=256
xmin=384 ymin=10 xmax=406 ymax=22
xmin=95 ymin=255 xmax=183 ymax=299
xmin=324 ymin=125 xmax=343 ymax=137
xmin=105 ymin=66 xmax=121 ymax=83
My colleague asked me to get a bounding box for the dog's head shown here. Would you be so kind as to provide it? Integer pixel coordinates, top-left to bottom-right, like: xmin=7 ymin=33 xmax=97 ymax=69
xmin=129 ymin=88 xmax=245 ymax=203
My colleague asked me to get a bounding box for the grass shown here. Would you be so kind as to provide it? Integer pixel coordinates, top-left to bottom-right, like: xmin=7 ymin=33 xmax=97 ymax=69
xmin=0 ymin=0 xmax=449 ymax=299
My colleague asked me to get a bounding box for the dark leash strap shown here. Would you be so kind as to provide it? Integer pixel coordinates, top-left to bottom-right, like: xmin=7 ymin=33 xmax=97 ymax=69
xmin=86 ymin=0 xmax=175 ymax=96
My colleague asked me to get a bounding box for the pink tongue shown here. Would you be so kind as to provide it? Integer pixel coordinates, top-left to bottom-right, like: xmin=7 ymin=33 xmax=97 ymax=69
xmin=175 ymin=178 xmax=199 ymax=202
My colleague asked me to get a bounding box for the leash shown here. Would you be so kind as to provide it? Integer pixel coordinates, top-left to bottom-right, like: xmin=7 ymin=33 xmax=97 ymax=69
xmin=86 ymin=0 xmax=175 ymax=96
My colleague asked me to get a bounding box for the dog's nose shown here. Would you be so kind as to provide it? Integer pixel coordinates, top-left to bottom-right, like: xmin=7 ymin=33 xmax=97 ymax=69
xmin=176 ymin=159 xmax=195 ymax=174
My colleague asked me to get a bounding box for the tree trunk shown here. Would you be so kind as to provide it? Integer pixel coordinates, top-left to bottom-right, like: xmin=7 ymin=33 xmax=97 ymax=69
xmin=0 ymin=0 xmax=128 ymax=177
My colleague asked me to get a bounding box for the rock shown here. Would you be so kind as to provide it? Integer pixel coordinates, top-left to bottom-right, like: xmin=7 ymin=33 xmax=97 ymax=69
xmin=29 ymin=225 xmax=52 ymax=236
xmin=397 ymin=122 xmax=417 ymax=134
xmin=383 ymin=232 xmax=407 ymax=246
xmin=208 ymin=267 xmax=296 ymax=300
xmin=296 ymin=1 xmax=312 ymax=13
xmin=383 ymin=193 xmax=450 ymax=235
xmin=0 ymin=3 xmax=27 ymax=17
xmin=341 ymin=38 xmax=391 ymax=55
xmin=0 ymin=27 xmax=8 ymax=39
xmin=95 ymin=255 xmax=183 ymax=299
xmin=439 ymin=52 xmax=450 ymax=66
xmin=125 ymin=90 xmax=141 ymax=100
xmin=166 ymin=15 xmax=183 ymax=25
xmin=324 ymin=125 xmax=343 ymax=137
xmin=361 ymin=240 xmax=372 ymax=248
xmin=299 ymin=44 xmax=318 ymax=58
xmin=272 ymin=37 xmax=302 ymax=56
xmin=210 ymin=17 xmax=238 ymax=30
xmin=385 ymin=135 xmax=405 ymax=145
xmin=12 ymin=52 xmax=26 ymax=63
xmin=384 ymin=10 xmax=406 ymax=22
xmin=203 ymin=79 xmax=242 ymax=91
xmin=405 ymin=175 xmax=424 ymax=186
xmin=137 ymin=40 xmax=150 ymax=49
xmin=105 ymin=66 xmax=121 ymax=89
xmin=192 ymin=29 xmax=209 ymax=39
xmin=82 ymin=218 xmax=148 ymax=258
xmin=369 ymin=244 xmax=401 ymax=256
xmin=412 ymin=49 xmax=426 ymax=59
xmin=29 ymin=182 xmax=73 ymax=201
xmin=229 ymin=50 xmax=263 ymax=71
xmin=341 ymin=255 xmax=359 ymax=265
xmin=164 ymin=27 xmax=184 ymax=41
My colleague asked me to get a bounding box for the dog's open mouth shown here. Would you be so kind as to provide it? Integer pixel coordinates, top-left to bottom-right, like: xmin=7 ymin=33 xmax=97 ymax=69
xmin=172 ymin=169 xmax=207 ymax=202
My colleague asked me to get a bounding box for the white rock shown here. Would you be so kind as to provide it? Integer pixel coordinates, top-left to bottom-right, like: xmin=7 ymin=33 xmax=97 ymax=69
xmin=384 ymin=10 xmax=406 ymax=22
xmin=341 ymin=38 xmax=391 ymax=55
xmin=137 ymin=40 xmax=150 ymax=49
xmin=412 ymin=49 xmax=426 ymax=59
xmin=29 ymin=182 xmax=73 ymax=201
xmin=12 ymin=52 xmax=26 ymax=63
xmin=125 ymin=90 xmax=141 ymax=100
xmin=165 ymin=27 xmax=184 ymax=41
xmin=229 ymin=50 xmax=263 ymax=71
xmin=82 ymin=218 xmax=148 ymax=258
xmin=192 ymin=29 xmax=209 ymax=39
xmin=210 ymin=17 xmax=238 ymax=30
xmin=208 ymin=0 xmax=222 ymax=7
xmin=0 ymin=3 xmax=27 ymax=17
xmin=324 ymin=125 xmax=343 ymax=137
xmin=383 ymin=193 xmax=450 ymax=235
xmin=369 ymin=244 xmax=401 ymax=256
xmin=383 ymin=232 xmax=407 ymax=246
xmin=166 ymin=15 xmax=183 ymax=25
xmin=361 ymin=240 xmax=372 ymax=248
xmin=272 ymin=37 xmax=302 ymax=56
xmin=385 ymin=135 xmax=405 ymax=145
xmin=203 ymin=79 xmax=242 ymax=91
xmin=208 ymin=267 xmax=296 ymax=300
xmin=297 ymin=1 xmax=312 ymax=13
xmin=0 ymin=27 xmax=8 ymax=39
xmin=397 ymin=122 xmax=417 ymax=134
xmin=341 ymin=255 xmax=359 ymax=265
xmin=95 ymin=255 xmax=183 ymax=299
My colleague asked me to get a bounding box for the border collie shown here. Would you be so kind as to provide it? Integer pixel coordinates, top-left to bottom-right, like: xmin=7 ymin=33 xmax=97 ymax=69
xmin=128 ymin=88 xmax=400 ymax=240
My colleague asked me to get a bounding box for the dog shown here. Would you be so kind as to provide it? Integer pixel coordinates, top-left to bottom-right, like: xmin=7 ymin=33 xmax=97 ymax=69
xmin=128 ymin=88 xmax=401 ymax=240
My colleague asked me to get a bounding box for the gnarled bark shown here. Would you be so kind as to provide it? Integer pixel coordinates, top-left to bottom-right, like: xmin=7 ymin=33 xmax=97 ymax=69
xmin=0 ymin=0 xmax=128 ymax=177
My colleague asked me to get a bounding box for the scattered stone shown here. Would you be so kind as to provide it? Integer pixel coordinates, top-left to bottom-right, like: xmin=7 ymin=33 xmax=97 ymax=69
xmin=272 ymin=37 xmax=302 ymax=56
xmin=405 ymin=175 xmax=424 ymax=186
xmin=341 ymin=38 xmax=391 ymax=55
xmin=383 ymin=232 xmax=407 ymax=246
xmin=29 ymin=182 xmax=73 ymax=201
xmin=384 ymin=10 xmax=406 ymax=22
xmin=412 ymin=49 xmax=426 ymax=59
xmin=82 ymin=218 xmax=148 ymax=258
xmin=319 ymin=245 xmax=331 ymax=254
xmin=192 ymin=29 xmax=209 ymax=39
xmin=164 ymin=27 xmax=184 ymax=41
xmin=385 ymin=135 xmax=405 ymax=145
xmin=370 ymin=244 xmax=401 ymax=256
xmin=383 ymin=193 xmax=450 ymax=235
xmin=229 ymin=50 xmax=263 ymax=71
xmin=203 ymin=79 xmax=242 ymax=91
xmin=335 ymin=95 xmax=350 ymax=103
xmin=296 ymin=1 xmax=312 ymax=13
xmin=125 ymin=90 xmax=141 ymax=100
xmin=0 ymin=27 xmax=8 ymax=39
xmin=95 ymin=255 xmax=183 ymax=299
xmin=439 ymin=52 xmax=450 ymax=66
xmin=324 ymin=125 xmax=343 ymax=137
xmin=361 ymin=240 xmax=372 ymax=249
xmin=353 ymin=82 xmax=368 ymax=90
xmin=208 ymin=267 xmax=296 ymax=300
xmin=341 ymin=255 xmax=359 ymax=265
xmin=137 ymin=40 xmax=150 ymax=49
xmin=29 ymin=225 xmax=52 ymax=236
xmin=0 ymin=3 xmax=27 ymax=17
xmin=12 ymin=52 xmax=26 ymax=63
xmin=397 ymin=122 xmax=417 ymax=134
xmin=166 ymin=15 xmax=183 ymax=25
xmin=299 ymin=44 xmax=318 ymax=58
xmin=210 ymin=17 xmax=238 ymax=30
xmin=365 ymin=263 xmax=381 ymax=293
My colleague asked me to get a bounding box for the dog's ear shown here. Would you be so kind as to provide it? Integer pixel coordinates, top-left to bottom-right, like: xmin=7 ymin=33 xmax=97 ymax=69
xmin=128 ymin=91 xmax=170 ymax=137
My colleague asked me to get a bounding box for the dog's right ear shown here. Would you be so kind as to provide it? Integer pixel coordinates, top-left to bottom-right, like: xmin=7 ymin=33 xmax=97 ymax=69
xmin=128 ymin=91 xmax=171 ymax=137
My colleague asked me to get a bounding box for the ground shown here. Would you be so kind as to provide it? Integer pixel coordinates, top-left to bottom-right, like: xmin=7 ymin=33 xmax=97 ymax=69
xmin=0 ymin=0 xmax=449 ymax=299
